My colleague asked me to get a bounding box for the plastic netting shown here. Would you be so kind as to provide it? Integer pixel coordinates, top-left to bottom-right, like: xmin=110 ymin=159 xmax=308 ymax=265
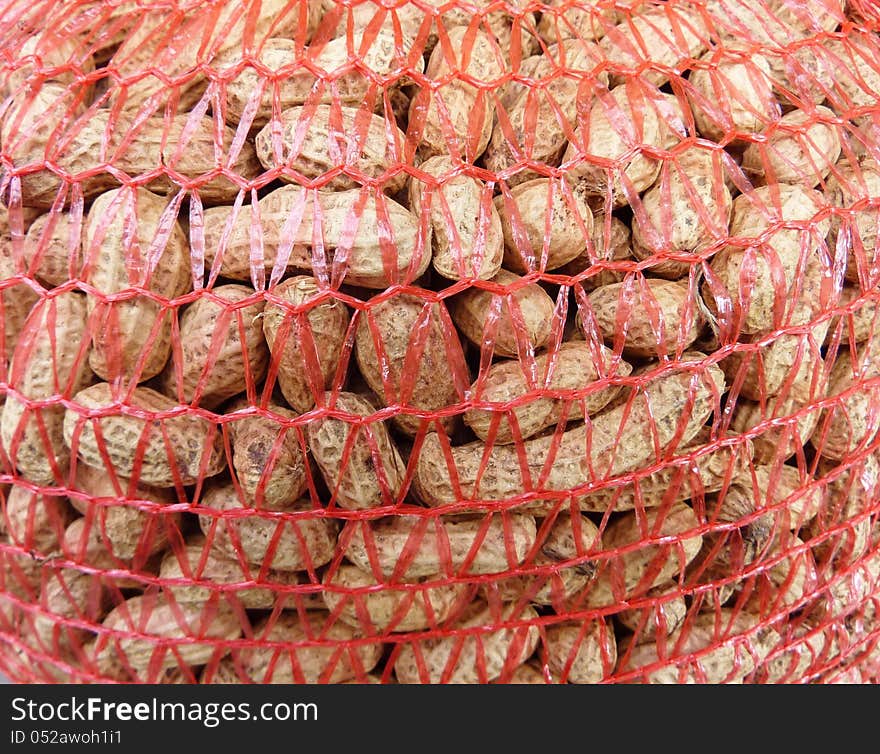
xmin=1 ymin=0 xmax=880 ymax=684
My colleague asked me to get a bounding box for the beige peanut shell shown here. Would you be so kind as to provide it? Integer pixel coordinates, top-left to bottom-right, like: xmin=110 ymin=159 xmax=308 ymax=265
xmin=463 ymin=340 xmax=631 ymax=444
xmin=1 ymin=291 xmax=93 ymax=484
xmin=544 ymin=618 xmax=617 ymax=684
xmin=255 ymin=105 xmax=406 ymax=194
xmin=262 ymin=275 xmax=350 ymax=413
xmin=408 ymin=155 xmax=504 ymax=281
xmin=307 ymin=391 xmax=407 ymax=511
xmin=22 ymin=210 xmax=86 ymax=288
xmin=202 ymin=186 xmax=430 ymax=289
xmin=322 ymin=565 xmax=471 ymax=634
xmin=414 ymin=355 xmax=725 ymax=509
xmin=243 ymin=611 xmax=383 ymax=684
xmin=450 ymin=270 xmax=556 ymax=358
xmin=160 ymin=284 xmax=268 ymax=409
xmin=0 ymin=485 xmax=73 ymax=555
xmin=343 ymin=512 xmax=538 ymax=580
xmin=198 ymin=482 xmax=338 ymax=572
xmin=355 ymin=293 xmax=465 ymax=436
xmin=63 ymin=382 xmax=226 ymax=488
xmin=83 ymin=186 xmax=191 ymax=383
xmin=394 ymin=601 xmax=540 ymax=684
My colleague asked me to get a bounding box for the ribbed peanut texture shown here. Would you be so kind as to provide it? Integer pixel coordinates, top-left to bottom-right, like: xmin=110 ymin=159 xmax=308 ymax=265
xmin=307 ymin=392 xmax=406 ymax=511
xmin=409 ymin=26 xmax=505 ymax=160
xmin=0 ymin=486 xmax=72 ymax=555
xmin=160 ymin=284 xmax=268 ymax=409
xmin=573 ymin=502 xmax=703 ymax=609
xmin=262 ymin=276 xmax=350 ymax=413
xmin=450 ymin=270 xmax=556 ymax=358
xmin=1 ymin=292 xmax=92 ymax=484
xmin=243 ymin=611 xmax=382 ymax=684
xmin=94 ymin=594 xmax=242 ymax=674
xmin=586 ymin=278 xmax=703 ymax=357
xmin=255 ymin=105 xmax=406 ymax=193
xmin=199 ymin=482 xmax=338 ymax=572
xmin=394 ymin=602 xmax=541 ymax=684
xmin=344 ymin=513 xmax=538 ymax=580
xmin=544 ymin=619 xmax=617 ymax=684
xmin=83 ymin=187 xmax=191 ymax=383
xmin=322 ymin=565 xmax=470 ymax=634
xmin=62 ymin=383 xmax=226 ymax=488
xmin=228 ymin=402 xmax=308 ymax=508
xmin=67 ymin=462 xmax=179 ymax=561
xmin=464 ymin=341 xmax=630 ymax=444
xmin=203 ymin=186 xmax=430 ymax=288
xmin=355 ymin=293 xmax=465 ymax=436
xmin=496 ymin=178 xmax=594 ymax=273
xmin=415 ymin=355 xmax=725 ymax=508
xmin=22 ymin=211 xmax=86 ymax=288
xmin=408 ymin=155 xmax=504 ymax=281
xmin=484 ymin=513 xmax=602 ymax=606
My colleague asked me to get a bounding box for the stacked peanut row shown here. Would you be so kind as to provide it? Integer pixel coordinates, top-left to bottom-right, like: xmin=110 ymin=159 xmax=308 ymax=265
xmin=1 ymin=0 xmax=880 ymax=683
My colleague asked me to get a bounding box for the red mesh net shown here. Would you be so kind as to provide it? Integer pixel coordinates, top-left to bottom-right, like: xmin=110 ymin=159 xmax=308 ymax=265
xmin=1 ymin=0 xmax=880 ymax=684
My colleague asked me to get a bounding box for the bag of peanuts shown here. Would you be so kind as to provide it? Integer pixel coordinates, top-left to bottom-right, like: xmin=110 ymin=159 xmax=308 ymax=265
xmin=1 ymin=0 xmax=880 ymax=685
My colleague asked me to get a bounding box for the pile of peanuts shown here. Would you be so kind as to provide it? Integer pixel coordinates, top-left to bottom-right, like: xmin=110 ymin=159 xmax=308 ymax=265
xmin=1 ymin=0 xmax=880 ymax=684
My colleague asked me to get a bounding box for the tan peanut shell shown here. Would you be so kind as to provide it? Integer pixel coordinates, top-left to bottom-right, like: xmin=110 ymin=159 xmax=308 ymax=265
xmin=616 ymin=586 xmax=688 ymax=641
xmin=31 ymin=567 xmax=110 ymax=655
xmin=22 ymin=210 xmax=86 ymax=287
xmin=730 ymin=394 xmax=824 ymax=464
xmin=741 ymin=107 xmax=842 ymax=188
xmin=598 ymin=5 xmax=709 ymax=87
xmin=450 ymin=270 xmax=555 ymax=358
xmin=202 ymin=186 xmax=430 ymax=288
xmin=557 ymin=212 xmax=632 ymax=284
xmin=255 ymin=105 xmax=406 ymax=194
xmin=344 ymin=512 xmax=538 ymax=580
xmin=60 ymin=517 xmax=150 ymax=591
xmin=562 ymin=83 xmax=663 ymax=205
xmin=483 ymin=513 xmax=601 ymax=606
xmin=1 ymin=291 xmax=93 ymax=484
xmin=485 ymin=40 xmax=608 ymax=185
xmin=409 ymin=26 xmax=505 ymax=160
xmin=825 ymin=157 xmax=880 ymax=283
xmin=262 ymin=275 xmax=350 ymax=413
xmin=586 ymin=278 xmax=703 ymax=357
xmin=63 ymin=383 xmax=226 ymax=488
xmin=107 ymin=0 xmax=310 ymax=113
xmin=551 ymin=431 xmax=752 ymax=514
xmin=5 ymin=30 xmax=96 ymax=95
xmin=464 ymin=341 xmax=630 ymax=444
xmin=220 ymin=31 xmax=421 ymax=131
xmin=687 ymin=48 xmax=779 ymax=142
xmin=704 ymin=184 xmax=830 ymax=337
xmin=67 ymin=462 xmax=179 ymax=562
xmin=322 ymin=565 xmax=470 ymax=633
xmin=734 ymin=464 xmax=824 ymax=531
xmin=573 ymin=502 xmax=703 ymax=609
xmin=631 ymin=147 xmax=733 ymax=279
xmin=160 ymin=284 xmax=268 ymax=409
xmin=500 ymin=663 xmax=550 ymax=684
xmin=307 ymin=392 xmax=406 ymax=511
xmin=414 ymin=354 xmax=725 ymax=508
xmin=355 ymin=293 xmax=465 ymax=436
xmin=537 ymin=0 xmax=615 ymax=43
xmin=495 ymin=178 xmax=594 ymax=273
xmin=228 ymin=402 xmax=308 ymax=508
xmin=199 ymin=482 xmax=338 ymax=572
xmin=811 ymin=337 xmax=880 ymax=461
xmin=825 ymin=284 xmax=880 ymax=344
xmin=159 ymin=542 xmax=304 ymax=610
xmin=0 ymin=258 xmax=39 ymax=379
xmin=83 ymin=187 xmax=191 ymax=383
xmin=94 ymin=594 xmax=241 ymax=674
xmin=0 ymin=485 xmax=72 ymax=555
xmin=745 ymin=533 xmax=817 ymax=613
xmin=408 ymin=155 xmax=504 ymax=281
xmin=243 ymin=611 xmax=383 ymax=684
xmin=544 ymin=619 xmax=617 ymax=684
xmin=618 ymin=609 xmax=771 ymax=683
xmin=394 ymin=601 xmax=540 ymax=684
